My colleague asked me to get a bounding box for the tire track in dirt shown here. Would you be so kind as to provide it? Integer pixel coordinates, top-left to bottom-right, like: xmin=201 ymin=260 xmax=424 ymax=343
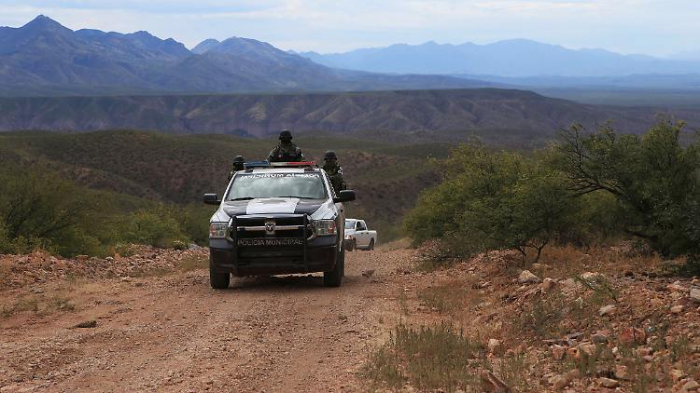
xmin=0 ymin=248 xmax=415 ymax=392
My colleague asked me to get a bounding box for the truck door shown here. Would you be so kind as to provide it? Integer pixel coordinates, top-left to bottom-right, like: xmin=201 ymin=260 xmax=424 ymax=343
xmin=357 ymin=220 xmax=368 ymax=247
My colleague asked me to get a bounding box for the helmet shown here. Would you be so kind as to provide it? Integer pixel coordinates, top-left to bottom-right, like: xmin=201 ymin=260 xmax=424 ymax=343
xmin=324 ymin=150 xmax=338 ymax=160
xmin=233 ymin=155 xmax=245 ymax=164
xmin=279 ymin=129 xmax=293 ymax=140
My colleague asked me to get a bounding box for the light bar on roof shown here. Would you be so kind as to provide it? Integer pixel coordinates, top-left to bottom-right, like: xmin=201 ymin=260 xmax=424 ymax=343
xmin=243 ymin=161 xmax=270 ymax=168
xmin=268 ymin=162 xmax=317 ymax=167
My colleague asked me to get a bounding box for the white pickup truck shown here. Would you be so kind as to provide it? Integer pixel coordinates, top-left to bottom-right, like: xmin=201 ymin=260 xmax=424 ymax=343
xmin=344 ymin=219 xmax=377 ymax=251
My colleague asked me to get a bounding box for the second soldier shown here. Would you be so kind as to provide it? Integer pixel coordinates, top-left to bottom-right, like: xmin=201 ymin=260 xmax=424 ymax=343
xmin=228 ymin=155 xmax=246 ymax=180
xmin=322 ymin=150 xmax=346 ymax=194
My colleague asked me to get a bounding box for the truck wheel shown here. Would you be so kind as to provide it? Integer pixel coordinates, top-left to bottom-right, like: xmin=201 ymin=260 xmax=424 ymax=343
xmin=367 ymin=239 xmax=375 ymax=251
xmin=346 ymin=239 xmax=355 ymax=252
xmin=209 ymin=255 xmax=230 ymax=289
xmin=324 ymin=246 xmax=344 ymax=287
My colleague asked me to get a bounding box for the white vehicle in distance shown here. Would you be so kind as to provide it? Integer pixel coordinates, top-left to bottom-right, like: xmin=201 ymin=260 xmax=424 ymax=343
xmin=344 ymin=219 xmax=377 ymax=251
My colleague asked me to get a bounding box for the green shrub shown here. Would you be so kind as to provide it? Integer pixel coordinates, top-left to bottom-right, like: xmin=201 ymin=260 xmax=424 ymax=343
xmin=0 ymin=171 xmax=87 ymax=243
xmin=172 ymin=240 xmax=188 ymax=250
xmin=406 ymin=120 xmax=700 ymax=270
xmin=173 ymin=204 xmax=213 ymax=246
xmin=124 ymin=210 xmax=187 ymax=248
xmin=405 ymin=144 xmax=578 ymax=262
xmin=558 ymin=120 xmax=700 ymax=268
xmin=0 ymin=218 xmax=9 ymax=254
xmin=0 ymin=162 xmax=202 ymax=255
xmin=52 ymin=227 xmax=104 ymax=258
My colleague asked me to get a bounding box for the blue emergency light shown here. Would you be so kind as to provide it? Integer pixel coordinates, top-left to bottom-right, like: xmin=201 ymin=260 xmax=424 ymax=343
xmin=243 ymin=161 xmax=271 ymax=169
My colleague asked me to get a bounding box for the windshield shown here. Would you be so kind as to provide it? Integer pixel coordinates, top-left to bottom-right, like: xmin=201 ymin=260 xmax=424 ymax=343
xmin=345 ymin=221 xmax=356 ymax=229
xmin=227 ymin=172 xmax=326 ymax=200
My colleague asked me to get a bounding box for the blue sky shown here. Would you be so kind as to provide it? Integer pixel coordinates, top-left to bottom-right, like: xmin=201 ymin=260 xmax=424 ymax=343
xmin=0 ymin=0 xmax=698 ymax=56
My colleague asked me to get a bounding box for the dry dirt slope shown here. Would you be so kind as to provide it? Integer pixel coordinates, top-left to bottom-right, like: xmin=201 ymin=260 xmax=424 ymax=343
xmin=0 ymin=246 xmax=415 ymax=392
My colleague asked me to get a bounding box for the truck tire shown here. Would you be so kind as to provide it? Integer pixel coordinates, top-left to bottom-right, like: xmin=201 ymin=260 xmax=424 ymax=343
xmin=324 ymin=246 xmax=344 ymax=287
xmin=209 ymin=255 xmax=230 ymax=289
xmin=346 ymin=239 xmax=355 ymax=252
xmin=367 ymin=239 xmax=375 ymax=251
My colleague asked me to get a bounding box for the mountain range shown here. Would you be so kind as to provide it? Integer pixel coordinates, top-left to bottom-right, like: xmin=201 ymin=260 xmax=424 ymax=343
xmin=5 ymin=15 xmax=700 ymax=98
xmin=2 ymin=15 xmax=700 ymax=141
xmin=299 ymin=40 xmax=700 ymax=78
xmin=0 ymin=16 xmax=489 ymax=96
xmin=1 ymin=89 xmax=697 ymax=147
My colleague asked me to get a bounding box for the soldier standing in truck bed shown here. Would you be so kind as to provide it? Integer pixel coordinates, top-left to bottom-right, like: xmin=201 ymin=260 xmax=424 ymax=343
xmin=267 ymin=130 xmax=305 ymax=162
xmin=323 ymin=150 xmax=346 ymax=194
xmin=228 ymin=155 xmax=246 ymax=180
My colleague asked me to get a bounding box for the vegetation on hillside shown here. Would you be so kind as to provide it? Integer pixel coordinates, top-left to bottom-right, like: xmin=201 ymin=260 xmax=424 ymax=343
xmin=0 ymin=161 xmax=213 ymax=257
xmin=406 ymin=120 xmax=700 ymax=271
xmin=0 ymin=130 xmax=443 ymax=256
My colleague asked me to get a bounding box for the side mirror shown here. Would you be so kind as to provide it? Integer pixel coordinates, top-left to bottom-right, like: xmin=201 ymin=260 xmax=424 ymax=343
xmin=333 ymin=190 xmax=356 ymax=203
xmin=203 ymin=193 xmax=221 ymax=205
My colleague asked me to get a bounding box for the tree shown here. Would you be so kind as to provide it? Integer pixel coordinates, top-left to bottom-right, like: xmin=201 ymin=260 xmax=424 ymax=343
xmin=558 ymin=120 xmax=700 ymax=261
xmin=405 ymin=143 xmax=577 ymax=263
xmin=0 ymin=170 xmax=93 ymax=254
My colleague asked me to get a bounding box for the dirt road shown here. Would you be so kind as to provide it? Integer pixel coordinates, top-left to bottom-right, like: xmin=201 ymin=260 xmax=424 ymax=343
xmin=0 ymin=248 xmax=416 ymax=392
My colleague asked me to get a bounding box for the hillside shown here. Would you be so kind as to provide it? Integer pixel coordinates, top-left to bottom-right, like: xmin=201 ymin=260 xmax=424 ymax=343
xmin=0 ymin=16 xmax=488 ymax=96
xmin=0 ymin=130 xmax=449 ymax=240
xmin=1 ymin=89 xmax=697 ymax=146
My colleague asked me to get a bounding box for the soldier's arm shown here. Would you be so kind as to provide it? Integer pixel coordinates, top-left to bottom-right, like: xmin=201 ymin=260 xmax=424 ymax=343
xmin=328 ymin=167 xmax=346 ymax=190
xmin=267 ymin=148 xmax=277 ymax=162
xmin=337 ymin=166 xmax=346 ymax=190
xmin=296 ymin=148 xmax=305 ymax=161
xmin=337 ymin=173 xmax=347 ymax=190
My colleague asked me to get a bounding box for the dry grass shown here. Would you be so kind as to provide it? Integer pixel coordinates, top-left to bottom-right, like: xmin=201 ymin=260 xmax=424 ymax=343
xmin=417 ymin=281 xmax=470 ymax=313
xmin=377 ymin=238 xmax=412 ymax=251
xmin=1 ymin=292 xmax=76 ymax=318
xmin=177 ymin=254 xmax=208 ymax=272
xmin=493 ymin=353 xmax=532 ymax=392
xmin=0 ymin=260 xmax=12 ymax=289
xmin=363 ymin=323 xmax=486 ymax=392
xmin=514 ymin=293 xmax=567 ymax=339
xmin=536 ymin=243 xmax=664 ymax=280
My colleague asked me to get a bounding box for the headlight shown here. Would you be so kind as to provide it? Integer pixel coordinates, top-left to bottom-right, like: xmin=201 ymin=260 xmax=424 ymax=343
xmin=209 ymin=222 xmax=228 ymax=239
xmin=312 ymin=220 xmax=336 ymax=236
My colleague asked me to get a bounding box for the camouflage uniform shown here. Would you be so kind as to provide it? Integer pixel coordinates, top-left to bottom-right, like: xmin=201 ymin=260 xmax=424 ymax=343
xmin=267 ymin=142 xmax=305 ymax=162
xmin=323 ymin=162 xmax=346 ymax=194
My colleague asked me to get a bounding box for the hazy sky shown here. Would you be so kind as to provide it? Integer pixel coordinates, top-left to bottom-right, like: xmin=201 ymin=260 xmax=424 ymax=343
xmin=1 ymin=0 xmax=698 ymax=56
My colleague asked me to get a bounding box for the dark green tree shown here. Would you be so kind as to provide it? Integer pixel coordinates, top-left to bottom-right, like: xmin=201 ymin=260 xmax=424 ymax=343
xmin=405 ymin=143 xmax=578 ymax=262
xmin=558 ymin=120 xmax=700 ymax=262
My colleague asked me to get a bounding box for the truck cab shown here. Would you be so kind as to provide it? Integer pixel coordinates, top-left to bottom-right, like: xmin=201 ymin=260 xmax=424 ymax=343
xmin=204 ymin=162 xmax=355 ymax=289
xmin=344 ymin=219 xmax=377 ymax=251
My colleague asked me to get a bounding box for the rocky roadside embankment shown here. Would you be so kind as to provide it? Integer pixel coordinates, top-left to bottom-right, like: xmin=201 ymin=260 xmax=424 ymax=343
xmin=0 ymin=246 xmax=208 ymax=290
xmin=393 ymin=245 xmax=700 ymax=392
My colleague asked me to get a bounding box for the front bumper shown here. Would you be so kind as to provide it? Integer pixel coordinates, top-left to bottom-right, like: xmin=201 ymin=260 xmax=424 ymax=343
xmin=209 ymin=214 xmax=339 ymax=276
xmin=210 ymin=236 xmax=338 ymax=276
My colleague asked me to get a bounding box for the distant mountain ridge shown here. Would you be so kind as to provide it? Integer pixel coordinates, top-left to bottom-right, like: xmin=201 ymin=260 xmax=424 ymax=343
xmin=0 ymin=16 xmax=491 ymax=96
xmin=1 ymin=89 xmax=697 ymax=147
xmin=299 ymin=39 xmax=700 ymax=77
